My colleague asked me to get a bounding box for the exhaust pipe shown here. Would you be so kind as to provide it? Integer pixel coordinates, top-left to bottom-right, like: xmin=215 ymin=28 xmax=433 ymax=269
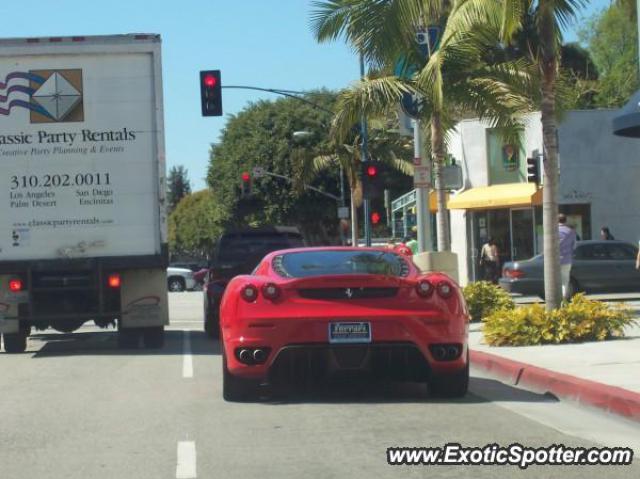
xmin=447 ymin=346 xmax=460 ymax=359
xmin=238 ymin=349 xmax=252 ymax=363
xmin=432 ymin=346 xmax=447 ymax=361
xmin=253 ymin=349 xmax=266 ymax=363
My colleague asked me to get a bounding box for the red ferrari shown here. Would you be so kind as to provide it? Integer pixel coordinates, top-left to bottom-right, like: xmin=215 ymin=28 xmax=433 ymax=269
xmin=219 ymin=247 xmax=469 ymax=401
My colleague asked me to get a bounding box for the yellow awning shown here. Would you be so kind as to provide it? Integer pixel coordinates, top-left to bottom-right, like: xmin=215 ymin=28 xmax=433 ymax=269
xmin=410 ymin=192 xmax=448 ymax=213
xmin=447 ymin=183 xmax=542 ymax=210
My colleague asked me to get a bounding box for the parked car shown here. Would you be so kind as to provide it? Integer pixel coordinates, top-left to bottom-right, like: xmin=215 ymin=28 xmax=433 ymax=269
xmin=219 ymin=247 xmax=469 ymax=401
xmin=204 ymin=226 xmax=305 ymax=338
xmin=499 ymin=240 xmax=640 ymax=298
xmin=167 ymin=267 xmax=197 ymax=292
xmin=170 ymin=262 xmax=203 ymax=272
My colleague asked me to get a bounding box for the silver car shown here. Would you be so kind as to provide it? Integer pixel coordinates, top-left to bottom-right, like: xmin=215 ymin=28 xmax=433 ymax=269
xmin=499 ymin=240 xmax=640 ymax=299
xmin=167 ymin=267 xmax=197 ymax=292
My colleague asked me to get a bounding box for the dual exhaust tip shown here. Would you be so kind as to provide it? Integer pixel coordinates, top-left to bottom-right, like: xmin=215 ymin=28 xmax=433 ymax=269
xmin=236 ymin=347 xmax=269 ymax=365
xmin=429 ymin=344 xmax=462 ymax=361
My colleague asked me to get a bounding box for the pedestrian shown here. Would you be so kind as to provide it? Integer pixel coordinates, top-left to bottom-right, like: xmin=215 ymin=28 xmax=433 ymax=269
xmin=480 ymin=237 xmax=500 ymax=284
xmin=405 ymin=233 xmax=418 ymax=255
xmin=600 ymin=226 xmax=615 ymax=240
xmin=558 ymin=214 xmax=577 ymax=299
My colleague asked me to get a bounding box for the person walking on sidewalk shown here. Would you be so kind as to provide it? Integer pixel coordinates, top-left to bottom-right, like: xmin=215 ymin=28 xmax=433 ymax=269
xmin=405 ymin=233 xmax=418 ymax=255
xmin=600 ymin=226 xmax=615 ymax=240
xmin=558 ymin=214 xmax=577 ymax=299
xmin=480 ymin=237 xmax=500 ymax=284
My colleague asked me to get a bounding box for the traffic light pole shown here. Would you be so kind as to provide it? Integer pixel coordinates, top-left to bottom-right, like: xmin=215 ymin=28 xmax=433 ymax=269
xmin=414 ymin=118 xmax=431 ymax=253
xmin=360 ymin=53 xmax=372 ymax=247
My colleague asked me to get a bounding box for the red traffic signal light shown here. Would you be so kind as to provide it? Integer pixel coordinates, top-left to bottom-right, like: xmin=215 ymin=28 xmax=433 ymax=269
xmin=366 ymin=164 xmax=378 ymax=177
xmin=240 ymin=171 xmax=252 ymax=197
xmin=241 ymin=171 xmax=251 ymax=182
xmin=200 ymin=70 xmax=222 ymax=117
xmin=371 ymin=211 xmax=381 ymax=225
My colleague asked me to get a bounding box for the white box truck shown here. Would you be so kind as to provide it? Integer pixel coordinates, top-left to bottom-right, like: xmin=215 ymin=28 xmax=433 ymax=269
xmin=0 ymin=34 xmax=169 ymax=353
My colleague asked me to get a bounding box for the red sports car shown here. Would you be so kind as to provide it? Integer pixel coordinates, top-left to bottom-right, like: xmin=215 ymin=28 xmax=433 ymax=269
xmin=219 ymin=247 xmax=469 ymax=401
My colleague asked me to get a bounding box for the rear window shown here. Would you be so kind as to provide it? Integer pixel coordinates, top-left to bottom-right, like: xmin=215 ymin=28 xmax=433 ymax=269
xmin=218 ymin=233 xmax=304 ymax=262
xmin=273 ymin=250 xmax=410 ymax=278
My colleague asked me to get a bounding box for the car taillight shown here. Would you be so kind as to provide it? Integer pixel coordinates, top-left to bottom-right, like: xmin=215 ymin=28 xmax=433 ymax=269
xmin=241 ymin=284 xmax=259 ymax=302
xmin=415 ymin=280 xmax=434 ymax=298
xmin=261 ymin=283 xmax=281 ymax=300
xmin=504 ymin=268 xmax=525 ymax=279
xmin=107 ymin=273 xmax=121 ymax=288
xmin=436 ymin=281 xmax=454 ymax=299
xmin=9 ymin=278 xmax=23 ymax=292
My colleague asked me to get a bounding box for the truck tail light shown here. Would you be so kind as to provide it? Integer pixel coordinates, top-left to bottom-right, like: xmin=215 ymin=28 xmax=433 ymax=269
xmin=9 ymin=278 xmax=23 ymax=292
xmin=107 ymin=273 xmax=121 ymax=288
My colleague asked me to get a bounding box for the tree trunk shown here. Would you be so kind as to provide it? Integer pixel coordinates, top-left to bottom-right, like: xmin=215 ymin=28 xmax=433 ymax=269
xmin=350 ymin=188 xmax=359 ymax=247
xmin=431 ymin=112 xmax=450 ymax=251
xmin=540 ymin=6 xmax=562 ymax=310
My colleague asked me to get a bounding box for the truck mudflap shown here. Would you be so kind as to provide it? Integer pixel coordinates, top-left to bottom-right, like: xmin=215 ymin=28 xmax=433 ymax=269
xmin=120 ymin=269 xmax=169 ymax=328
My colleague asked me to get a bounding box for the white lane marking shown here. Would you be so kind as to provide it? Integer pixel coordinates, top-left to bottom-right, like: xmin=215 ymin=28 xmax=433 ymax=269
xmin=176 ymin=441 xmax=197 ymax=479
xmin=182 ymin=330 xmax=193 ymax=378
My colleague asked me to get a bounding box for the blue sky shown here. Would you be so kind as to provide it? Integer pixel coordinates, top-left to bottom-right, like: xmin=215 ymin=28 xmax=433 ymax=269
xmin=3 ymin=0 xmax=608 ymax=190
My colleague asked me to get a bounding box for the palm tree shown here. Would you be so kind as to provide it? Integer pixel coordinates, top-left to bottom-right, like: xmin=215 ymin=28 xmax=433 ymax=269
xmin=500 ymin=0 xmax=587 ymax=309
xmin=299 ymin=125 xmax=414 ymax=245
xmin=312 ymin=0 xmax=532 ymax=251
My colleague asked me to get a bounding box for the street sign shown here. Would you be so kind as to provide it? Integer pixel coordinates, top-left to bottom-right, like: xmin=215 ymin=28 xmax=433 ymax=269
xmin=413 ymin=165 xmax=431 ymax=188
xmin=442 ymin=164 xmax=463 ymax=190
xmin=337 ymin=206 xmax=350 ymax=219
xmin=252 ymin=166 xmax=265 ymax=178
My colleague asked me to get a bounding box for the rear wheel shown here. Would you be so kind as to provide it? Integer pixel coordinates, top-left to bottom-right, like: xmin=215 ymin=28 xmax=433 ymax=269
xmin=204 ymin=312 xmax=220 ymax=339
xmin=3 ymin=332 xmax=28 ymax=354
xmin=429 ymin=354 xmax=469 ymax=398
xmin=142 ymin=326 xmax=165 ymax=349
xmin=168 ymin=277 xmax=185 ymax=292
xmin=222 ymin=353 xmax=258 ymax=402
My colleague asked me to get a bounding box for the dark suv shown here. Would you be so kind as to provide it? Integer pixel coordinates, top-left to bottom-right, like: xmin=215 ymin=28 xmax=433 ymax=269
xmin=204 ymin=226 xmax=305 ymax=338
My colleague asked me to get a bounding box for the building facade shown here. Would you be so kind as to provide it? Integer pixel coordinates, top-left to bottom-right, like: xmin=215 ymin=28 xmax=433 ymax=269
xmin=444 ymin=109 xmax=640 ymax=285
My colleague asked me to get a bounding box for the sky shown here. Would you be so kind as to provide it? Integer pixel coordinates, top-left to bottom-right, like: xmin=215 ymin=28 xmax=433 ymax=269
xmin=1 ymin=0 xmax=609 ymax=190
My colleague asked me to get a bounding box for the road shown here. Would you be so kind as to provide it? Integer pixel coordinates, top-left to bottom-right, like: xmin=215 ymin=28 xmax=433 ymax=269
xmin=0 ymin=292 xmax=638 ymax=479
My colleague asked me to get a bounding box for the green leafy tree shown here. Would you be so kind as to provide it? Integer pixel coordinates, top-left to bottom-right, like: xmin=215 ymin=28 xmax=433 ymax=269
xmin=167 ymin=165 xmax=192 ymax=213
xmin=168 ymin=189 xmax=222 ymax=258
xmin=579 ymin=0 xmax=639 ymax=107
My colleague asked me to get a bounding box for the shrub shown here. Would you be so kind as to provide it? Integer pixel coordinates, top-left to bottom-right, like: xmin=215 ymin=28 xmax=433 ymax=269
xmin=483 ymin=294 xmax=636 ymax=346
xmin=463 ymin=281 xmax=515 ymax=322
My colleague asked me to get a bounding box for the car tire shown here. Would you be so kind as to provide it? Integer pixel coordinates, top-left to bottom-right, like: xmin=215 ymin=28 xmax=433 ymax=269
xmin=2 ymin=332 xmax=28 ymax=353
xmin=222 ymin=353 xmax=258 ymax=402
xmin=168 ymin=277 xmax=185 ymax=292
xmin=142 ymin=326 xmax=165 ymax=349
xmin=429 ymin=353 xmax=469 ymax=398
xmin=117 ymin=327 xmax=140 ymax=349
xmin=567 ymin=278 xmax=579 ymax=299
xmin=204 ymin=312 xmax=220 ymax=339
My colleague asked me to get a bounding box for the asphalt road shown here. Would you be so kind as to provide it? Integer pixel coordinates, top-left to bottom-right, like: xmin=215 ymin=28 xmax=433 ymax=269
xmin=1 ymin=291 xmax=638 ymax=479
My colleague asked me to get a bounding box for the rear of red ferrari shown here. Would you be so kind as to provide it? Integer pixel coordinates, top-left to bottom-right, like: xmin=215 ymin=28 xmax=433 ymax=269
xmin=219 ymin=248 xmax=469 ymax=401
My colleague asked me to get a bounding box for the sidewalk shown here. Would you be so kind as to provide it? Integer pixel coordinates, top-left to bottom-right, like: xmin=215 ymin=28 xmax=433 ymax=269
xmin=469 ymin=322 xmax=640 ymax=421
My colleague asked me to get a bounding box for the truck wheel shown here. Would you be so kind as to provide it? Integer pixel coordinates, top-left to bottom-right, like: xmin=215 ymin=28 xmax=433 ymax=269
xmin=143 ymin=326 xmax=165 ymax=349
xmin=222 ymin=353 xmax=257 ymax=402
xmin=3 ymin=332 xmax=28 ymax=354
xmin=117 ymin=328 xmax=140 ymax=349
xmin=428 ymin=353 xmax=469 ymax=398
xmin=168 ymin=277 xmax=185 ymax=292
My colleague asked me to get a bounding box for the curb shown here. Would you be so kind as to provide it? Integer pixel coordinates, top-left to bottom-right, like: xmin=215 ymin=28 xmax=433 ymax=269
xmin=470 ymin=349 xmax=640 ymax=422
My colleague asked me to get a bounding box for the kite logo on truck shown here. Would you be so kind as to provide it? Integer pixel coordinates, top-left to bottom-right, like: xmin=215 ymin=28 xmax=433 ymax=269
xmin=0 ymin=69 xmax=83 ymax=123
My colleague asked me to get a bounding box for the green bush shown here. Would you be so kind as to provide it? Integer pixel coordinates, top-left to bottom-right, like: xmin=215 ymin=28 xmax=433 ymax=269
xmin=483 ymin=294 xmax=636 ymax=346
xmin=463 ymin=281 xmax=515 ymax=322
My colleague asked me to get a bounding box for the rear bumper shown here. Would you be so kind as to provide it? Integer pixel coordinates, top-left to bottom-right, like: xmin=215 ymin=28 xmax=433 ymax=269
xmin=223 ymin=316 xmax=468 ymax=381
xmin=499 ymin=278 xmax=543 ymax=296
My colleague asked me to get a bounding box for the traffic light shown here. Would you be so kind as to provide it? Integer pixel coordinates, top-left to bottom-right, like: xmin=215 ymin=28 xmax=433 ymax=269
xmin=200 ymin=70 xmax=222 ymax=116
xmin=370 ymin=211 xmax=382 ymax=225
xmin=361 ymin=160 xmax=384 ymax=199
xmin=526 ymin=156 xmax=540 ymax=186
xmin=240 ymin=171 xmax=252 ymax=197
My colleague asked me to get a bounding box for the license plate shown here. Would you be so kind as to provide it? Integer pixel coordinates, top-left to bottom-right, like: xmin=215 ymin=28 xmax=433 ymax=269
xmin=328 ymin=322 xmax=371 ymax=344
